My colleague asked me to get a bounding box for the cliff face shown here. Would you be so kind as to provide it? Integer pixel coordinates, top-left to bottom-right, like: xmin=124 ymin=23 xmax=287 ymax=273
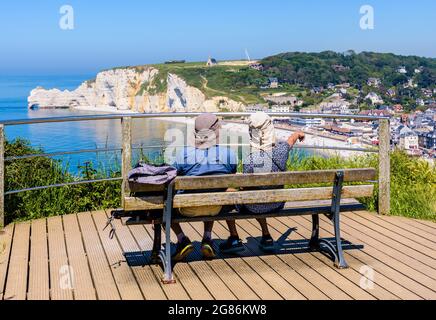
xmin=28 ymin=67 xmax=244 ymax=113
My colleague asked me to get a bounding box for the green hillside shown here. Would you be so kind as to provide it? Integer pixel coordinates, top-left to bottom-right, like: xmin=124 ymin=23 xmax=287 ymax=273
xmin=114 ymin=51 xmax=436 ymax=110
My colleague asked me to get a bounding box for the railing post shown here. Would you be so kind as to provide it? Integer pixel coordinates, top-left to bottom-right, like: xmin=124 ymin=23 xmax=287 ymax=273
xmin=121 ymin=117 xmax=132 ymax=207
xmin=378 ymin=118 xmax=390 ymax=215
xmin=0 ymin=124 xmax=4 ymax=228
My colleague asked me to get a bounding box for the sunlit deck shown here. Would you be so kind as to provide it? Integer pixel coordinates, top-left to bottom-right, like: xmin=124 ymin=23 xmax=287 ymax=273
xmin=1 ymin=209 xmax=435 ymax=300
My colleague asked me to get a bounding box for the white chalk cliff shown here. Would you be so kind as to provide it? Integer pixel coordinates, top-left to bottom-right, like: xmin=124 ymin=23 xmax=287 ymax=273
xmin=28 ymin=67 xmax=244 ymax=113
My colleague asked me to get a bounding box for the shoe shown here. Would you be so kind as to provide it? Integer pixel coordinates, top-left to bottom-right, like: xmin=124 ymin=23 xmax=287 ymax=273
xmin=259 ymin=235 xmax=275 ymax=252
xmin=172 ymin=237 xmax=194 ymax=262
xmin=201 ymin=238 xmax=216 ymax=260
xmin=219 ymin=236 xmax=244 ymax=254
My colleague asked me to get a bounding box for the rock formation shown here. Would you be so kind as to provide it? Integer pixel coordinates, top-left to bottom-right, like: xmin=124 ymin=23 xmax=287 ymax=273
xmin=28 ymin=67 xmax=244 ymax=113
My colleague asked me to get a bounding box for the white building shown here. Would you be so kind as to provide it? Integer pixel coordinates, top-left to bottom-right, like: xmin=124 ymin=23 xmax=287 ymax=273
xmin=397 ymin=66 xmax=407 ymax=74
xmin=365 ymin=92 xmax=384 ymax=105
xmin=398 ymin=126 xmax=419 ymax=151
xmin=290 ymin=118 xmax=323 ymax=127
xmin=367 ymin=78 xmax=381 ymax=87
xmin=271 ymin=105 xmax=291 ymax=113
xmin=319 ymin=99 xmax=351 ymax=114
xmin=206 ymin=57 xmax=218 ymax=67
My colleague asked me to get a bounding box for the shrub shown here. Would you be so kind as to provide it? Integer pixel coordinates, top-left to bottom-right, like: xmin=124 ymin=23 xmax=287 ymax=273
xmin=4 ymin=139 xmax=121 ymax=224
xmin=286 ymin=150 xmax=435 ymax=221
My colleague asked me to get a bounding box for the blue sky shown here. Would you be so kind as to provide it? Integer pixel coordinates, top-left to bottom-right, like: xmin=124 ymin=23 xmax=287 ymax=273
xmin=0 ymin=0 xmax=435 ymax=75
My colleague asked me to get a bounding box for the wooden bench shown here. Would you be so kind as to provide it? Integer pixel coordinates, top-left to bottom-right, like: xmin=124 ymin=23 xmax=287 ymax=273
xmin=109 ymin=168 xmax=376 ymax=284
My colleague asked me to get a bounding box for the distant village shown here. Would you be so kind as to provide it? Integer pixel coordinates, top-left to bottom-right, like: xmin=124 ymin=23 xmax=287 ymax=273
xmin=168 ymin=57 xmax=436 ymax=160
xmin=242 ymin=63 xmax=436 ymax=160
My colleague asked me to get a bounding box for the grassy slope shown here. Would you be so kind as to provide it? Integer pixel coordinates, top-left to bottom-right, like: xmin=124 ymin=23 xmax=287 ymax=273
xmin=113 ymin=61 xmax=303 ymax=105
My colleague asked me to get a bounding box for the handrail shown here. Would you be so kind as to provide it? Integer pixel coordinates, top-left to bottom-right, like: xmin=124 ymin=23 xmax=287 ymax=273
xmin=0 ymin=112 xmax=389 ymax=126
xmin=4 ymin=177 xmax=123 ymax=196
xmin=4 ymin=147 xmax=122 ymax=161
xmin=0 ymin=112 xmax=391 ymax=228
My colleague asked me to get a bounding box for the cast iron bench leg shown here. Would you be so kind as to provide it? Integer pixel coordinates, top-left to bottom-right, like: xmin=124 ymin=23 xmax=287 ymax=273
xmin=161 ymin=182 xmax=176 ymax=284
xmin=331 ymin=171 xmax=348 ymax=269
xmin=151 ymin=224 xmax=161 ymax=265
xmin=309 ymin=171 xmax=348 ymax=269
xmin=309 ymin=214 xmax=320 ymax=250
xmin=333 ymin=203 xmax=348 ymax=269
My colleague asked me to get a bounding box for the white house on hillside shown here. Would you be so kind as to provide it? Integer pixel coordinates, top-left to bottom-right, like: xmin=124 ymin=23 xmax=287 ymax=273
xmin=365 ymin=92 xmax=384 ymax=105
xmin=398 ymin=126 xmax=419 ymax=152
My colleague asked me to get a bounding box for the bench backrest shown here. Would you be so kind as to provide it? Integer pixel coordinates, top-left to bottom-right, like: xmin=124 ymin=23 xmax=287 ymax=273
xmin=124 ymin=168 xmax=376 ymax=211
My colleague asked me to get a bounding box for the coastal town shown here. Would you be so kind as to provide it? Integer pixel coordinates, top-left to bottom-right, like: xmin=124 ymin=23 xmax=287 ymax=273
xmin=27 ymin=53 xmax=436 ymax=161
xmin=243 ymin=61 xmax=436 ymax=160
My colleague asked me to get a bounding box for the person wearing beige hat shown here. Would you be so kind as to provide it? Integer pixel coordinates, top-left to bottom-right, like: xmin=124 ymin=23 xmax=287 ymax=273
xmin=221 ymin=112 xmax=305 ymax=253
xmin=171 ymin=113 xmax=237 ymax=262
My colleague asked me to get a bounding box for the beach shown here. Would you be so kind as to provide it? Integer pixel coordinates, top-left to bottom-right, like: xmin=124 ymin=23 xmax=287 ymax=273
xmin=50 ymin=104 xmax=370 ymax=158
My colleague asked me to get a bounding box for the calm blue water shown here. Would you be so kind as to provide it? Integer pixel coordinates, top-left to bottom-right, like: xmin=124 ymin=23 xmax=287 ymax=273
xmin=0 ymin=75 xmax=186 ymax=174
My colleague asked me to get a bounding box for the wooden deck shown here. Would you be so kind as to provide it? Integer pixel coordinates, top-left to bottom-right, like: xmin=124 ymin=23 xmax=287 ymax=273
xmin=0 ymin=209 xmax=435 ymax=300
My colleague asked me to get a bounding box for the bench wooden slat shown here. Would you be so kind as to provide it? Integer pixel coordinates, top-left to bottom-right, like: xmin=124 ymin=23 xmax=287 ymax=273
xmin=128 ymin=183 xmax=165 ymax=193
xmin=124 ymin=185 xmax=374 ymax=211
xmin=174 ymin=168 xmax=376 ymax=190
xmin=123 ymin=202 xmax=366 ymax=225
xmin=123 ymin=195 xmax=164 ymax=210
xmin=172 ymin=185 xmax=374 ymax=208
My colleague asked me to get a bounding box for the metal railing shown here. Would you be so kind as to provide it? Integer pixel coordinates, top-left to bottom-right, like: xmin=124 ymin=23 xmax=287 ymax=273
xmin=0 ymin=112 xmax=391 ymax=227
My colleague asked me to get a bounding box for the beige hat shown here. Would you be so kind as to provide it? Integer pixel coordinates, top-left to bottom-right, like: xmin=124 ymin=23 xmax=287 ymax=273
xmin=248 ymin=112 xmax=276 ymax=151
xmin=194 ymin=113 xmax=221 ymax=149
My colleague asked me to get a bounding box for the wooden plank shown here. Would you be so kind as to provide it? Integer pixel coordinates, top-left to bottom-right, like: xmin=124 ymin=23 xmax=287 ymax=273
xmin=185 ymin=222 xmax=285 ymax=300
xmin=391 ymin=216 xmax=436 ymax=237
xmin=63 ymin=214 xmax=96 ymax=300
xmin=218 ymin=220 xmax=341 ymax=300
xmin=266 ymin=217 xmax=399 ymax=300
xmin=183 ymin=261 xmax=229 ymax=300
xmin=341 ymin=214 xmax=436 ymax=279
xmin=290 ymin=215 xmax=423 ymax=300
xmin=306 ymin=214 xmax=436 ymax=299
xmin=238 ymin=219 xmax=363 ymax=300
xmin=411 ymin=218 xmax=436 ymax=229
xmin=0 ymin=223 xmax=14 ymax=300
xmin=111 ymin=219 xmax=172 ymax=300
xmin=0 ymin=124 xmax=4 ymax=229
xmin=77 ymin=212 xmax=121 ymax=300
xmin=121 ymin=116 xmax=132 ymax=207
xmin=124 ymin=195 xmax=164 ymax=210
xmin=206 ymin=259 xmax=260 ymax=300
xmin=4 ymin=222 xmax=30 ymax=300
xmin=164 ymin=221 xmax=260 ymax=300
xmin=91 ymin=211 xmax=144 ymax=300
xmin=378 ymin=118 xmax=390 ymax=215
xmin=177 ymin=224 xmax=240 ymax=300
xmin=124 ymin=186 xmax=373 ymax=211
xmin=134 ymin=223 xmax=215 ymax=300
xmin=128 ymin=223 xmax=190 ymax=300
xmin=47 ymin=216 xmax=73 ymax=300
xmin=128 ymin=183 xmax=165 ymax=193
xmin=175 ymin=168 xmax=377 ymax=190
xmin=366 ymin=213 xmax=436 ymax=243
xmin=349 ymin=213 xmax=436 ymax=262
xmin=27 ymin=219 xmax=49 ymax=300
xmin=169 ymin=185 xmax=374 ymax=208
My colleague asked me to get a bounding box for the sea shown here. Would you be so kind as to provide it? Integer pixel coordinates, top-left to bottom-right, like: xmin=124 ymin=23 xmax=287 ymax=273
xmin=0 ymin=75 xmax=312 ymax=176
xmin=0 ymin=75 xmax=187 ymax=174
